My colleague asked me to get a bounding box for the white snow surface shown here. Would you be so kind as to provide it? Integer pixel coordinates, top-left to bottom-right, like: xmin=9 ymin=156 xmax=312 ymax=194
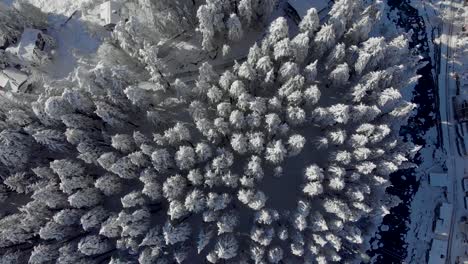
xmin=45 ymin=17 xmax=101 ymax=79
xmin=405 ymin=0 xmax=468 ymax=263
xmin=18 ymin=0 xmax=103 ymax=80
xmin=21 ymin=0 xmax=95 ymax=16
xmin=428 ymin=238 xmax=449 ymax=264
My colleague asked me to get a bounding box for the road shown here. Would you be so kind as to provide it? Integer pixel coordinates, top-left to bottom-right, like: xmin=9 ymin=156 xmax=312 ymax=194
xmin=438 ymin=0 xmax=467 ymax=263
xmin=444 ymin=7 xmax=457 ymax=262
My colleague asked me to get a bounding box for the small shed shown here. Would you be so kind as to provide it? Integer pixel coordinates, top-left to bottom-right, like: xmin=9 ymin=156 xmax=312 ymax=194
xmin=429 ymin=172 xmax=448 ymax=187
xmin=428 ymin=239 xmax=448 ymax=264
xmin=0 ymin=67 xmax=28 ymax=92
xmin=99 ymin=1 xmax=121 ymax=27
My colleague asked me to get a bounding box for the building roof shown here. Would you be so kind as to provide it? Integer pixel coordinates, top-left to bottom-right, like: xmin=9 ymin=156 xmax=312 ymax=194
xmin=440 ymin=203 xmax=453 ymax=220
xmin=428 ymin=239 xmax=448 ymax=264
xmin=435 ymin=219 xmax=446 ymax=236
xmin=0 ymin=67 xmax=28 ymax=92
xmin=434 ymin=203 xmax=453 ymax=238
xmin=16 ymin=28 xmax=43 ymax=62
xmin=6 ymin=28 xmax=54 ymax=64
xmin=429 ymin=172 xmax=448 ymax=187
xmin=100 ymin=1 xmax=121 ymax=26
xmin=0 ymin=71 xmax=10 ymax=88
xmin=287 ymin=0 xmax=329 ymax=19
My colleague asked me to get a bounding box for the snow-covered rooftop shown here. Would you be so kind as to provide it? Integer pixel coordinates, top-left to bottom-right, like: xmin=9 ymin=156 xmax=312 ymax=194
xmin=99 ymin=1 xmax=121 ymax=26
xmin=434 ymin=203 xmax=453 ymax=238
xmin=0 ymin=67 xmax=28 ymax=92
xmin=0 ymin=72 xmax=9 ymax=88
xmin=429 ymin=172 xmax=448 ymax=187
xmin=428 ymin=239 xmax=448 ymax=264
xmin=6 ymin=28 xmax=55 ymax=64
xmin=17 ymin=29 xmax=43 ymax=62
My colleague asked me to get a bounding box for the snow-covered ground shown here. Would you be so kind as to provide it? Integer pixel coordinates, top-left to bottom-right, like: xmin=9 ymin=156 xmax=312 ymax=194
xmin=403 ymin=0 xmax=468 ymax=262
xmin=6 ymin=0 xmax=105 ymax=82
xmin=22 ymin=0 xmax=95 ymax=16
xmin=45 ymin=16 xmax=101 ymax=79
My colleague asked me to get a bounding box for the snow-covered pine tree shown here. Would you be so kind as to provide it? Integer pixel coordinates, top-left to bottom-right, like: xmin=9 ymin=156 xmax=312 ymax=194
xmin=0 ymin=0 xmax=421 ymax=263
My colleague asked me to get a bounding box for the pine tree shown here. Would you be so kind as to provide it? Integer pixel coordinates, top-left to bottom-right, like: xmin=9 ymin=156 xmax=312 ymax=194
xmin=300 ymin=8 xmax=320 ymax=35
xmin=78 ymin=235 xmax=113 ymax=256
xmin=215 ymin=234 xmax=239 ymax=259
xmin=227 ymin=14 xmax=244 ymax=41
xmin=162 ymin=221 xmax=191 ymax=245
